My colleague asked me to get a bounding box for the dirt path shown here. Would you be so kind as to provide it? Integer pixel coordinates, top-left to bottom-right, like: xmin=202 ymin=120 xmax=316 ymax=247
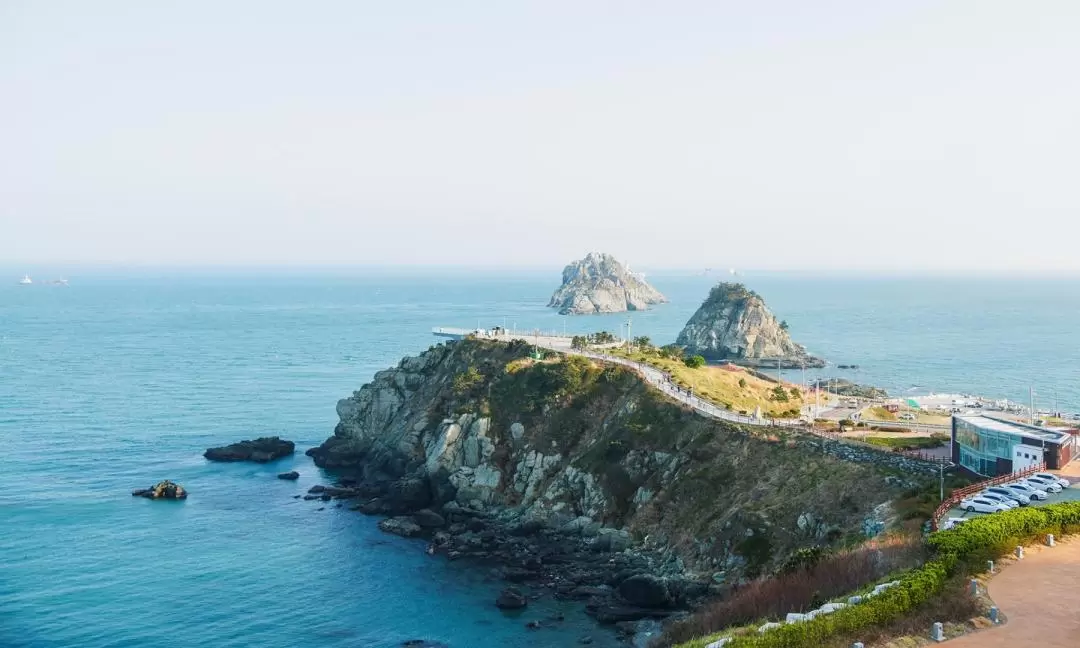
xmin=947 ymin=535 xmax=1080 ymax=647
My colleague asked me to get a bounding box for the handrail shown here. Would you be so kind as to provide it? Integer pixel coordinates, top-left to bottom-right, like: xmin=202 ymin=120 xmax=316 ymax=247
xmin=930 ymin=462 xmax=1046 ymax=530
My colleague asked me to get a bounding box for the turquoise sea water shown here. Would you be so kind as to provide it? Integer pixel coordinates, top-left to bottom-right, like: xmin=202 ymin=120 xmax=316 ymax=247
xmin=2 ymin=269 xmax=1079 ymax=647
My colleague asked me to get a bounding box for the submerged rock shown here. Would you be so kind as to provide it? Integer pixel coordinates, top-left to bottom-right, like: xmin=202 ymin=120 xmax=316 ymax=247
xmin=277 ymin=471 xmax=300 ymax=480
xmin=547 ymin=252 xmax=667 ymax=315
xmin=378 ymin=516 xmax=422 ymax=538
xmin=676 ymin=282 xmax=824 ymax=368
xmin=132 ymin=480 xmax=187 ymax=500
xmin=496 ymin=587 xmax=528 ymax=610
xmin=204 ymin=436 xmax=295 ymax=463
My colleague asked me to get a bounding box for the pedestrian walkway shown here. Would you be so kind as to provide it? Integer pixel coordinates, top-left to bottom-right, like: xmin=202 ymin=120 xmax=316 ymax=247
xmin=947 ymin=535 xmax=1080 ymax=648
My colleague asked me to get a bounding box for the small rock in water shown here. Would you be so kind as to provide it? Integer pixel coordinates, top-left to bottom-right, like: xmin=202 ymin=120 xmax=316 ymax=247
xmin=131 ymin=480 xmax=187 ymax=500
xmin=277 ymin=471 xmax=299 ymax=480
xmin=525 ymin=620 xmax=542 ymax=630
xmin=579 ymin=637 xmax=593 ymax=645
xmin=495 ymin=587 xmax=528 ymax=610
xmin=203 ymin=436 xmax=294 ymax=463
xmin=401 ymin=641 xmax=449 ymax=648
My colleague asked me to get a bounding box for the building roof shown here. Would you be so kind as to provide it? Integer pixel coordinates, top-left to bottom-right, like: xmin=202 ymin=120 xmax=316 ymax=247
xmin=955 ymin=415 xmax=1071 ymax=444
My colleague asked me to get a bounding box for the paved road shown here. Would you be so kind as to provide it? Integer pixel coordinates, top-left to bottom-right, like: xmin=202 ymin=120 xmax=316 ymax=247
xmin=947 ymin=534 xmax=1080 ymax=648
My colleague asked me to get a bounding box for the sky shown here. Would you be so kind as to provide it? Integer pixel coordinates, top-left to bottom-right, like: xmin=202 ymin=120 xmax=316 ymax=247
xmin=2 ymin=1 xmax=1080 ymax=272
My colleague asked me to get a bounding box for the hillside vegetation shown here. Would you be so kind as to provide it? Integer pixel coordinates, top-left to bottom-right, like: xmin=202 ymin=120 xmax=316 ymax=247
xmin=605 ymin=345 xmax=810 ymax=418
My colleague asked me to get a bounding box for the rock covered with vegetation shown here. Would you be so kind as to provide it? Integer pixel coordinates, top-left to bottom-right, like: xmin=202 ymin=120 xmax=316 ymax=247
xmin=547 ymin=252 xmax=667 ymax=314
xmin=676 ymin=283 xmax=824 ymax=369
xmin=132 ymin=480 xmax=187 ymax=500
xmin=204 ymin=436 xmax=295 ymax=463
xmin=307 ymin=339 xmax=910 ymax=635
xmin=811 ymin=379 xmax=887 ymax=399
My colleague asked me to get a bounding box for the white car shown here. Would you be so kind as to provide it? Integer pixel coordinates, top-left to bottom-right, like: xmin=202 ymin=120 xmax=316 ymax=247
xmin=1033 ymin=472 xmax=1070 ymax=489
xmin=1025 ymin=475 xmax=1063 ymax=493
xmin=984 ymin=486 xmax=1030 ymax=505
xmin=1005 ymin=482 xmax=1048 ymax=501
xmin=977 ymin=491 xmax=1020 ymax=509
xmin=959 ymin=496 xmax=1010 ymax=514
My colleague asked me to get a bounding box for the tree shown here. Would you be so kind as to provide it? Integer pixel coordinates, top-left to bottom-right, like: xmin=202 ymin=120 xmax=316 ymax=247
xmin=771 ymin=385 xmax=790 ymax=402
xmin=780 ymin=320 xmax=790 ymax=331
xmin=633 ymin=336 xmax=652 ymax=349
xmin=684 ymin=355 xmax=706 ymax=369
xmin=590 ymin=331 xmax=616 ymax=344
xmin=790 ymin=387 xmax=801 ymax=399
xmin=570 ymin=335 xmax=588 ymax=350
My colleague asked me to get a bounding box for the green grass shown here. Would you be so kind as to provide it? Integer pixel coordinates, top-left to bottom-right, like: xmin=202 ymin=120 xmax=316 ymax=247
xmin=863 ymin=434 xmax=948 ymax=451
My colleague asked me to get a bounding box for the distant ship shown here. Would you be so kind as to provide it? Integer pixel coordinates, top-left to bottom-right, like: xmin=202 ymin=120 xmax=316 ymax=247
xmin=50 ymin=278 xmax=69 ymax=286
xmin=18 ymin=274 xmax=32 ymax=285
xmin=729 ymin=268 xmax=739 ymax=276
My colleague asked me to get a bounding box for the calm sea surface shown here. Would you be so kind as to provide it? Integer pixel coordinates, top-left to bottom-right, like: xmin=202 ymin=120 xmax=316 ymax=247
xmin=2 ymin=269 xmax=1079 ymax=647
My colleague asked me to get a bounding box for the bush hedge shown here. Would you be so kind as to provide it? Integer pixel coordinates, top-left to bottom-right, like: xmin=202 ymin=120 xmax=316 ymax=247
xmin=677 ymin=501 xmax=1080 ymax=648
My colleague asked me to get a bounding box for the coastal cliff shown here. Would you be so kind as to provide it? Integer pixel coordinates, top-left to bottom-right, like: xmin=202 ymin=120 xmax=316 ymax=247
xmin=675 ymin=283 xmax=825 ymax=368
xmin=547 ymin=253 xmax=667 ymax=315
xmin=308 ymin=339 xmax=912 ymax=630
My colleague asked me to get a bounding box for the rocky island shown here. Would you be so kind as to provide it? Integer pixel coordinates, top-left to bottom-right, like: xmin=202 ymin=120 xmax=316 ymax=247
xmin=305 ymin=338 xmax=919 ymax=640
xmin=676 ymin=282 xmax=825 ymax=368
xmin=547 ymin=252 xmax=667 ymax=315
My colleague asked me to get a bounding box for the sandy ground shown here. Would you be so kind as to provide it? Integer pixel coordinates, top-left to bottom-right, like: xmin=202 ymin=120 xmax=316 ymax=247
xmin=946 ymin=535 xmax=1080 ymax=647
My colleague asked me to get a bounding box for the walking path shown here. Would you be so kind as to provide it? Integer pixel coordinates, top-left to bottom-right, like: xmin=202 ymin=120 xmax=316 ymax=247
xmin=574 ymin=350 xmax=804 ymax=428
xmin=947 ymin=535 xmax=1080 ymax=648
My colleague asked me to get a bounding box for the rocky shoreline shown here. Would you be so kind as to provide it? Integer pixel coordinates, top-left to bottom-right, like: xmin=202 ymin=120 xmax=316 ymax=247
xmin=294 ymin=477 xmax=711 ymax=637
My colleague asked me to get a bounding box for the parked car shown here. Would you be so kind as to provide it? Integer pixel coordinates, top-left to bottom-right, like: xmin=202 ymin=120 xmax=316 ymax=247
xmin=984 ymin=486 xmax=1030 ymax=505
xmin=898 ymin=413 xmax=916 ymax=421
xmin=1024 ymin=475 xmax=1064 ymax=493
xmin=959 ymin=497 xmax=1010 ymax=514
xmin=1004 ymin=482 xmax=1048 ymax=501
xmin=1033 ymin=472 xmax=1070 ymax=489
xmin=977 ymin=491 xmax=1020 ymax=509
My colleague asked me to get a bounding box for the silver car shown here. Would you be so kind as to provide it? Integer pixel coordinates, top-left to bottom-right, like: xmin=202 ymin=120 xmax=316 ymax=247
xmin=978 ymin=491 xmax=1020 ymax=509
xmin=1025 ymin=475 xmax=1063 ymax=493
xmin=1006 ymin=481 xmax=1049 ymax=501
xmin=984 ymin=485 xmax=1030 ymax=505
xmin=1033 ymin=472 xmax=1070 ymax=489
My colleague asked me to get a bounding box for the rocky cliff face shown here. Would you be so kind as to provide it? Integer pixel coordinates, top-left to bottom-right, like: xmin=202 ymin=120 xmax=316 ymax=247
xmin=547 ymin=252 xmax=667 ymax=315
xmin=309 ymin=340 xmax=909 ymax=592
xmin=675 ymin=283 xmax=824 ymax=368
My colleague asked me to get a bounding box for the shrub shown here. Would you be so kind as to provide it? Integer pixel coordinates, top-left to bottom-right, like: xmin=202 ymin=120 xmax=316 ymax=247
xmin=570 ymin=335 xmax=588 ymax=350
xmin=738 ymin=378 xmax=747 ymax=389
xmin=633 ymin=335 xmax=652 ymax=349
xmin=673 ymin=502 xmax=1080 ymax=648
xmin=771 ymin=385 xmax=789 ymax=402
xmin=452 ymin=366 xmax=484 ymax=395
xmin=684 ymin=355 xmax=706 ymax=369
xmin=660 ymin=344 xmax=686 ymax=360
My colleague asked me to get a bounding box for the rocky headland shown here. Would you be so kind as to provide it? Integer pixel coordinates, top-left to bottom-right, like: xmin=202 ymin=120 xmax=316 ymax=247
xmin=204 ymin=436 xmax=294 ymax=463
xmin=547 ymin=253 xmax=667 ymax=315
xmin=304 ymin=338 xmax=921 ymax=639
xmin=675 ymin=283 xmax=824 ymax=369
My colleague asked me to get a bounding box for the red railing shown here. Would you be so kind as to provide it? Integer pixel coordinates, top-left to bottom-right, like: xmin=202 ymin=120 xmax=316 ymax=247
xmin=930 ymin=463 xmax=1046 ymax=530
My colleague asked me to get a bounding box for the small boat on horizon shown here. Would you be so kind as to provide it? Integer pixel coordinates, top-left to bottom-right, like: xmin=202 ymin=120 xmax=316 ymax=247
xmin=18 ymin=274 xmax=32 ymax=285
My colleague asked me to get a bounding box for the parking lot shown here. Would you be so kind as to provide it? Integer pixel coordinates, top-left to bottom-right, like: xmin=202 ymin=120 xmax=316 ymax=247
xmin=943 ymin=476 xmax=1080 ymax=522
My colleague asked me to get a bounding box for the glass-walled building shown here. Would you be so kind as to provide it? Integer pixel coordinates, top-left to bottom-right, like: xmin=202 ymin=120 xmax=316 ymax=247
xmin=952 ymin=415 xmax=1076 ymax=477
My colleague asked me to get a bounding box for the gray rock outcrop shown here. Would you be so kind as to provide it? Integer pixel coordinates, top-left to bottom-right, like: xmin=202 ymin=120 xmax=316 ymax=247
xmin=204 ymin=437 xmax=295 ymax=463
xmin=675 ymin=283 xmax=824 ymax=368
xmin=547 ymin=253 xmax=666 ymax=315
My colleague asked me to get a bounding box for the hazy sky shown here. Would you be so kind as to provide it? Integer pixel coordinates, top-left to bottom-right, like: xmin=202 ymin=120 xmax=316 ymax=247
xmin=3 ymin=1 xmax=1079 ymax=271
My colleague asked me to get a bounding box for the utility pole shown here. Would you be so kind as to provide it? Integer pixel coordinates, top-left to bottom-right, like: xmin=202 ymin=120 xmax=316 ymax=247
xmin=1030 ymin=386 xmax=1035 ymax=425
xmin=939 ymin=462 xmax=944 ymax=502
xmin=777 ymin=357 xmax=782 ymax=384
xmin=625 ymin=316 xmax=632 ymax=351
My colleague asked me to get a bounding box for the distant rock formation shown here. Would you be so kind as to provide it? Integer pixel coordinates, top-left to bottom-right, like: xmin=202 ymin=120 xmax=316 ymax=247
xmin=204 ymin=437 xmax=295 ymax=463
xmin=132 ymin=480 xmax=187 ymax=500
xmin=812 ymin=379 xmax=887 ymax=399
xmin=547 ymin=253 xmax=667 ymax=315
xmin=675 ymin=283 xmax=824 ymax=368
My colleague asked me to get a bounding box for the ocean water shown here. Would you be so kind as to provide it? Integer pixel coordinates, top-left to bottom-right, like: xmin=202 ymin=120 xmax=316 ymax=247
xmin=2 ymin=269 xmax=1079 ymax=648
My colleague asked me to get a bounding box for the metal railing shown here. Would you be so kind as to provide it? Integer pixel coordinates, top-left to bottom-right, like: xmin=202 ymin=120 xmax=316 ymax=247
xmin=930 ymin=463 xmax=1046 ymax=531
